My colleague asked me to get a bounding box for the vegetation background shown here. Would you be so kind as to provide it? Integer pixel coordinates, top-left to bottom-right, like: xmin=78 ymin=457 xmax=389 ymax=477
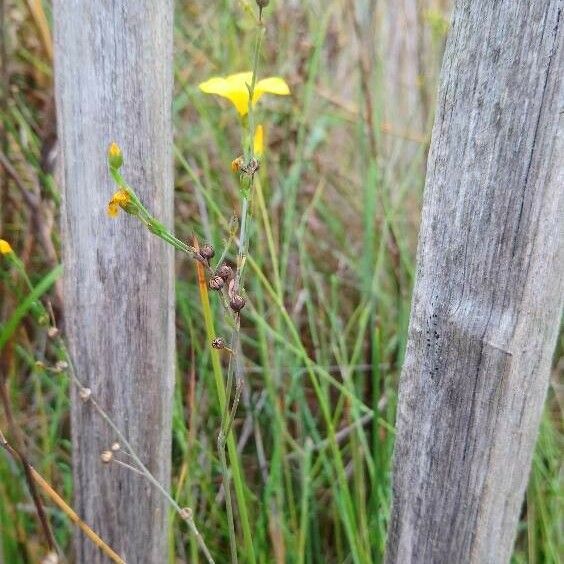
xmin=0 ymin=0 xmax=561 ymax=562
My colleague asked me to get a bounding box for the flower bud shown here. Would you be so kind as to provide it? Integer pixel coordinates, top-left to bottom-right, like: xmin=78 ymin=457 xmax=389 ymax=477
xmin=100 ymin=450 xmax=113 ymax=463
xmin=107 ymin=142 xmax=123 ymax=170
xmin=209 ymin=276 xmax=224 ymax=291
xmin=0 ymin=239 xmax=13 ymax=255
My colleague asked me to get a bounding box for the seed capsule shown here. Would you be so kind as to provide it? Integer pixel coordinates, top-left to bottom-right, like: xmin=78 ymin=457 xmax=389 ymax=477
xmin=200 ymin=244 xmax=215 ymax=261
xmin=256 ymin=0 xmax=269 ymax=8
xmin=216 ymin=264 xmax=233 ymax=281
xmin=209 ymin=276 xmax=224 ymax=291
xmin=229 ymin=295 xmax=246 ymax=312
xmin=212 ymin=337 xmax=225 ymax=350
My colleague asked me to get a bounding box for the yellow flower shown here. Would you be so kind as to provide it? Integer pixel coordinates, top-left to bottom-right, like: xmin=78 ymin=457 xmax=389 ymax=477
xmin=108 ymin=142 xmax=123 ymax=169
xmin=254 ymin=125 xmax=264 ymax=157
xmin=199 ymin=72 xmax=290 ymax=116
xmin=0 ymin=239 xmax=13 ymax=255
xmin=107 ymin=189 xmax=131 ymax=218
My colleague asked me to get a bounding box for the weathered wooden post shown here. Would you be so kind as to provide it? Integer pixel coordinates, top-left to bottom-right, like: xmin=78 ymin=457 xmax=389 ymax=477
xmin=387 ymin=1 xmax=562 ymax=562
xmin=54 ymin=1 xmax=174 ymax=561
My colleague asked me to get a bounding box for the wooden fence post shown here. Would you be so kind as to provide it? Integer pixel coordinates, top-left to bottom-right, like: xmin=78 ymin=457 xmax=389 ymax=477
xmin=387 ymin=1 xmax=563 ymax=562
xmin=53 ymin=1 xmax=174 ymax=561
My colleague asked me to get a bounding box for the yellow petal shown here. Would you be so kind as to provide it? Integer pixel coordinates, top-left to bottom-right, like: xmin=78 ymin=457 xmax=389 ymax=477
xmin=254 ymin=125 xmax=264 ymax=157
xmin=200 ymin=73 xmax=290 ymax=116
xmin=200 ymin=75 xmax=251 ymax=116
xmin=225 ymin=72 xmax=253 ymax=88
xmin=112 ymin=189 xmax=130 ymax=205
xmin=255 ymin=77 xmax=290 ymax=97
xmin=199 ymin=77 xmax=230 ymax=95
xmin=0 ymin=239 xmax=13 ymax=254
xmin=107 ymin=202 xmax=119 ymax=218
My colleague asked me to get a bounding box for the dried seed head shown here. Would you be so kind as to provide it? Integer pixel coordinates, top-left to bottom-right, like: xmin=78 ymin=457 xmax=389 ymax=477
xmin=231 ymin=156 xmax=244 ymax=173
xmin=41 ymin=551 xmax=59 ymax=564
xmin=200 ymin=244 xmax=215 ymax=261
xmin=211 ymin=337 xmax=225 ymax=350
xmin=209 ymin=276 xmax=225 ymax=291
xmin=79 ymin=387 xmax=92 ymax=402
xmin=179 ymin=507 xmax=193 ymax=520
xmin=55 ymin=360 xmax=68 ymax=372
xmin=47 ymin=326 xmax=59 ymax=338
xmin=229 ymin=294 xmax=246 ymax=312
xmin=216 ymin=264 xmax=233 ymax=281
xmin=100 ymin=450 xmax=113 ymax=463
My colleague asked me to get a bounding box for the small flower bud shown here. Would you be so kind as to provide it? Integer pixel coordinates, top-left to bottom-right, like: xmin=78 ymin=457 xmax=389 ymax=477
xmin=100 ymin=450 xmax=113 ymax=463
xmin=79 ymin=387 xmax=92 ymax=402
xmin=0 ymin=239 xmax=13 ymax=255
xmin=212 ymin=337 xmax=225 ymax=350
xmin=229 ymin=294 xmax=246 ymax=312
xmin=55 ymin=360 xmax=68 ymax=371
xmin=216 ymin=264 xmax=233 ymax=281
xmin=209 ymin=276 xmax=224 ymax=291
xmin=35 ymin=361 xmax=45 ymax=370
xmin=108 ymin=142 xmax=123 ymax=169
xmin=111 ymin=442 xmax=121 ymax=452
xmin=200 ymin=244 xmax=215 ymax=261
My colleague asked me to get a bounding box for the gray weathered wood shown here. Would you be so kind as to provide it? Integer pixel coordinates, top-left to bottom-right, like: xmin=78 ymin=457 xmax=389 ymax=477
xmin=387 ymin=1 xmax=563 ymax=562
xmin=53 ymin=2 xmax=174 ymax=562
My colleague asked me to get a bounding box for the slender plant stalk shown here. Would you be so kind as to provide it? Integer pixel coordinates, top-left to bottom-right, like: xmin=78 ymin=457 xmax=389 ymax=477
xmin=0 ymin=429 xmax=124 ymax=563
xmin=193 ymin=250 xmax=255 ymax=563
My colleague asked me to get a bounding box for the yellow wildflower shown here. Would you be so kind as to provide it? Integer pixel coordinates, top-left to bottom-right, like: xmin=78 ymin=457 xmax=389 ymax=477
xmin=199 ymin=72 xmax=290 ymax=116
xmin=108 ymin=142 xmax=123 ymax=169
xmin=254 ymin=125 xmax=264 ymax=157
xmin=107 ymin=189 xmax=131 ymax=218
xmin=0 ymin=239 xmax=13 ymax=255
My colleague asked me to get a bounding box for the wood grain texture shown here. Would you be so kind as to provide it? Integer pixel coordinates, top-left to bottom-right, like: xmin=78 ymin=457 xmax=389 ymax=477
xmin=387 ymin=1 xmax=563 ymax=562
xmin=53 ymin=2 xmax=174 ymax=562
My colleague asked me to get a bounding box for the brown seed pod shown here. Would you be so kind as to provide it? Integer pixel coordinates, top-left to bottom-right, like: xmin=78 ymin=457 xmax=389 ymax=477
xmin=256 ymin=0 xmax=269 ymax=8
xmin=216 ymin=264 xmax=234 ymax=281
xmin=229 ymin=294 xmax=246 ymax=312
xmin=209 ymin=276 xmax=224 ymax=291
xmin=211 ymin=337 xmax=225 ymax=350
xmin=200 ymin=244 xmax=215 ymax=261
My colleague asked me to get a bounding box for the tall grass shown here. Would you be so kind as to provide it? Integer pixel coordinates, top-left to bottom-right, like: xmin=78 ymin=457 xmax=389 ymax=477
xmin=0 ymin=1 xmax=561 ymax=562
